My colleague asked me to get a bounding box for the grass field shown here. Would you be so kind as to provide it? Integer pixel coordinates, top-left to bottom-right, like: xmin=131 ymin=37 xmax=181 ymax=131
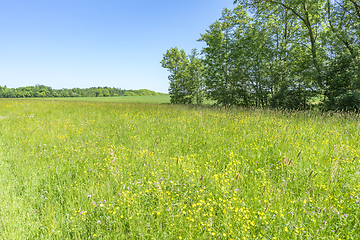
xmin=0 ymin=99 xmax=359 ymax=239
xmin=42 ymin=95 xmax=171 ymax=104
xmin=41 ymin=95 xmax=216 ymax=105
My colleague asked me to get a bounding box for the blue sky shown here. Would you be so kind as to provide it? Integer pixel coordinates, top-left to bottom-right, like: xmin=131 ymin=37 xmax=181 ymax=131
xmin=0 ymin=0 xmax=235 ymax=93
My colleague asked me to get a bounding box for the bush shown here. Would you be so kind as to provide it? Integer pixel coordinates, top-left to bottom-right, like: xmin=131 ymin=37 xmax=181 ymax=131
xmin=270 ymin=84 xmax=314 ymax=110
xmin=321 ymin=53 xmax=360 ymax=111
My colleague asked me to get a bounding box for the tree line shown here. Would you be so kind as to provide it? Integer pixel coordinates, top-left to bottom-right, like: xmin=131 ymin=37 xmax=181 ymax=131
xmin=0 ymin=85 xmax=165 ymax=98
xmin=161 ymin=0 xmax=360 ymax=111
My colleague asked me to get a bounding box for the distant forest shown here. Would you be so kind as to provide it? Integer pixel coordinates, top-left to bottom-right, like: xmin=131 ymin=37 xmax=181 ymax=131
xmin=0 ymin=85 xmax=166 ymax=98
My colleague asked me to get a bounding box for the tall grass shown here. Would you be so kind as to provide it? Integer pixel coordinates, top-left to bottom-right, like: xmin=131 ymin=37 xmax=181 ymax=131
xmin=0 ymin=99 xmax=359 ymax=239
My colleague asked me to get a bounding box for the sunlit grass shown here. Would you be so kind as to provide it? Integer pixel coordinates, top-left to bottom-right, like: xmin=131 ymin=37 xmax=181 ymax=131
xmin=40 ymin=95 xmax=216 ymax=105
xmin=0 ymin=99 xmax=359 ymax=239
xmin=41 ymin=95 xmax=171 ymax=104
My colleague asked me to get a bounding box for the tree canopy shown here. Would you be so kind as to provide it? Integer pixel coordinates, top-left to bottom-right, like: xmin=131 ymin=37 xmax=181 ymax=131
xmin=162 ymin=0 xmax=360 ymax=111
xmin=161 ymin=47 xmax=205 ymax=104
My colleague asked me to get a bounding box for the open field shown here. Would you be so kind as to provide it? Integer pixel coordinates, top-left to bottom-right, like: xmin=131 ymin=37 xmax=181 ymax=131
xmin=0 ymin=99 xmax=359 ymax=239
xmin=41 ymin=95 xmax=171 ymax=104
xmin=40 ymin=95 xmax=216 ymax=105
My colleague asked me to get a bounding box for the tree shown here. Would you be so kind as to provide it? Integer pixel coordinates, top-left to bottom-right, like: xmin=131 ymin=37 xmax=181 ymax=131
xmin=200 ymin=6 xmax=280 ymax=107
xmin=199 ymin=7 xmax=251 ymax=107
xmin=326 ymin=0 xmax=360 ymax=55
xmin=161 ymin=47 xmax=204 ymax=104
xmin=235 ymin=0 xmax=327 ymax=74
xmin=182 ymin=49 xmax=205 ymax=104
xmin=320 ymin=53 xmax=360 ymax=111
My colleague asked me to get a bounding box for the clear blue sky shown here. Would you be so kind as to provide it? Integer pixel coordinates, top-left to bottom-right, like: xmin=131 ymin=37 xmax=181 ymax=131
xmin=0 ymin=0 xmax=235 ymax=93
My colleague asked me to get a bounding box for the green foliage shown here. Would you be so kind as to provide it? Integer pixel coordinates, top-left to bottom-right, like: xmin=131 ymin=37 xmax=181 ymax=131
xmin=161 ymin=48 xmax=205 ymax=104
xmin=195 ymin=0 xmax=360 ymax=110
xmin=161 ymin=47 xmax=189 ymax=104
xmin=321 ymin=54 xmax=360 ymax=111
xmin=0 ymin=85 xmax=166 ymax=98
xmin=200 ymin=6 xmax=277 ymax=107
xmin=270 ymin=84 xmax=315 ymax=110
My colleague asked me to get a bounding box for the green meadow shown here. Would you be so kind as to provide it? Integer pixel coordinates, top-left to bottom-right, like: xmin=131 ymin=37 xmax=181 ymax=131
xmin=41 ymin=95 xmax=218 ymax=105
xmin=41 ymin=95 xmax=171 ymax=104
xmin=0 ymin=99 xmax=359 ymax=239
